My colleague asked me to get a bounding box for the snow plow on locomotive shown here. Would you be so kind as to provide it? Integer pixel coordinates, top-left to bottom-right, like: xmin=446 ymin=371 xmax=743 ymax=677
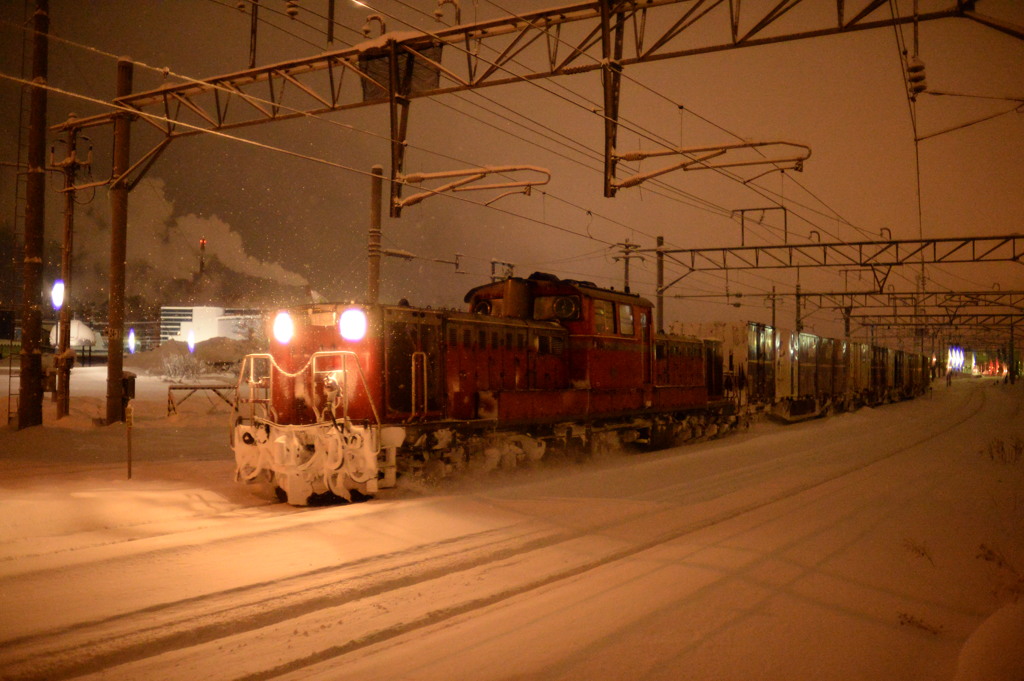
xmin=230 ymin=272 xmax=737 ymax=505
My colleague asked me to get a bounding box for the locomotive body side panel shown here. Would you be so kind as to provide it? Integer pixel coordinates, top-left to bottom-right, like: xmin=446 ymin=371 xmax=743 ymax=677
xmin=383 ymin=307 xmax=444 ymax=420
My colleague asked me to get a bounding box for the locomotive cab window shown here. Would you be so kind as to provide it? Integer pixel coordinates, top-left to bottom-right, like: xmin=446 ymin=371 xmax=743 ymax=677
xmin=618 ymin=304 xmax=634 ymax=336
xmin=593 ymin=299 xmax=614 ymax=334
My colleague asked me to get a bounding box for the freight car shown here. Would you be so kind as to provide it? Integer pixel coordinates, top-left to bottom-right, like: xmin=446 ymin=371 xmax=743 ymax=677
xmin=683 ymin=321 xmax=931 ymax=421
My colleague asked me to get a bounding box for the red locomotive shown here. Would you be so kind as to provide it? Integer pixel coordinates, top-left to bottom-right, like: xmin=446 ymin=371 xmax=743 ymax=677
xmin=230 ymin=272 xmax=930 ymax=505
xmin=231 ymin=272 xmax=733 ymax=504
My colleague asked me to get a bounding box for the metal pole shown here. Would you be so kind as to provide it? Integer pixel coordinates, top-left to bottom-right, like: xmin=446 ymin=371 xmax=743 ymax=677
xmin=794 ymin=282 xmax=802 ymax=335
xmin=106 ymin=59 xmax=132 ymax=424
xmin=623 ymin=241 xmax=631 ymax=293
xmin=17 ymin=0 xmax=49 ymax=430
xmin=656 ymin=236 xmax=664 ymax=332
xmin=368 ymin=165 xmax=383 ymax=304
xmin=248 ymin=0 xmax=259 ymax=68
xmin=56 ymin=125 xmax=78 ymax=419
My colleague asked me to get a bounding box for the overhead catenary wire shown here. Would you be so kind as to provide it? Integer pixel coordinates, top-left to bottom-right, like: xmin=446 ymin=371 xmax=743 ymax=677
xmin=1 ymin=6 xmax=740 ymax=274
xmin=0 ymin=70 xmax=626 ymax=254
xmin=44 ymin=2 xmax=864 ymax=272
xmin=8 ymin=5 xmax=987 ymax=323
xmin=0 ymin=45 xmax=854 ymax=321
xmin=314 ymin=0 xmax=866 ymax=300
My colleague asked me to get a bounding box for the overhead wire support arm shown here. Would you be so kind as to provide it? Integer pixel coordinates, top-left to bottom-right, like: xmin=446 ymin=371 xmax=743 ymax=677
xmin=643 ymin=234 xmax=1024 ymax=295
xmin=850 ymin=311 xmax=1024 ymax=329
xmin=612 ymin=141 xmax=811 ymax=190
xmin=86 ymin=1 xmax=980 ymax=137
xmin=45 ymin=0 xmax=989 ymax=203
xmin=393 ymin=165 xmax=551 ymax=212
xmin=793 ymin=289 xmax=1024 ymax=312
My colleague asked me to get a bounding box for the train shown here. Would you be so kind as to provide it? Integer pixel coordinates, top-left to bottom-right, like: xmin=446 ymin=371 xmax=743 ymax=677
xmin=229 ymin=272 xmax=932 ymax=505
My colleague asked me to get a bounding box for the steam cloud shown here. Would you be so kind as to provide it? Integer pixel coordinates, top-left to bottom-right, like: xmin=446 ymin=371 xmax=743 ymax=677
xmin=72 ymin=178 xmax=309 ymax=307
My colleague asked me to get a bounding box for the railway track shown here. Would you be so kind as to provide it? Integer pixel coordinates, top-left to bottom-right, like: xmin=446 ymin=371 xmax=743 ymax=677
xmin=0 ymin=386 xmax=992 ymax=681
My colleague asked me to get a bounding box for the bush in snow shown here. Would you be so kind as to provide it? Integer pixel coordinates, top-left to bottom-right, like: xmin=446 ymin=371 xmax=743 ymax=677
xmin=162 ymin=353 xmax=207 ymax=382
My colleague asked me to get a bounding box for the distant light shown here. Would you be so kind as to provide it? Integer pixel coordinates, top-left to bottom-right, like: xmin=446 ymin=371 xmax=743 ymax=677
xmin=51 ymin=280 xmax=65 ymax=310
xmin=128 ymin=328 xmax=136 ymax=354
xmin=339 ymin=308 xmax=367 ymax=341
xmin=273 ymin=312 xmax=294 ymax=344
xmin=187 ymin=329 xmax=196 ymax=353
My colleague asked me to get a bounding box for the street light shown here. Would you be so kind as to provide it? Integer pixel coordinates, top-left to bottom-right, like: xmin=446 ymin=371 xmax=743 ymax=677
xmin=51 ymin=279 xmax=71 ymax=419
xmin=51 ymin=279 xmax=65 ymax=310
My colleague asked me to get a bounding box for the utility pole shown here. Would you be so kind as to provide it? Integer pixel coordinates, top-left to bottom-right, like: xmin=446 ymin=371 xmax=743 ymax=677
xmin=53 ymin=121 xmax=87 ymax=419
xmin=17 ymin=0 xmax=49 ymax=430
xmin=367 ymin=165 xmax=383 ymax=304
xmin=614 ymin=240 xmax=642 ymax=293
xmin=105 ymin=58 xmax=132 ymax=425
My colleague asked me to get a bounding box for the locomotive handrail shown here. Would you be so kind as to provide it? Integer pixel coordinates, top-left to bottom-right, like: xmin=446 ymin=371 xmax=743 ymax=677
xmin=234 ymin=353 xmax=276 ymax=430
xmin=310 ymin=350 xmax=383 ymax=430
xmin=409 ymin=351 xmax=429 ymax=421
xmin=234 ymin=350 xmax=382 ymax=432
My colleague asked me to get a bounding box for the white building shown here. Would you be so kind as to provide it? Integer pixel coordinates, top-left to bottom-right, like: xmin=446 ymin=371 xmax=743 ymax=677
xmin=159 ymin=306 xmax=262 ymax=344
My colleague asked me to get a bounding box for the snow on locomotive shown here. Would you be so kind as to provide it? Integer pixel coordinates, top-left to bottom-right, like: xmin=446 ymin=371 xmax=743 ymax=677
xmin=230 ymin=272 xmax=735 ymax=505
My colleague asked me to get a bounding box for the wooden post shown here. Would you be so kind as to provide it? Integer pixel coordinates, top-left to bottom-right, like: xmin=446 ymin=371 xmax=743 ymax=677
xmin=17 ymin=0 xmax=49 ymax=429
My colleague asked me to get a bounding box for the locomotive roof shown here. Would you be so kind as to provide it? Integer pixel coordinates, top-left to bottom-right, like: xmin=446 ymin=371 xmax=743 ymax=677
xmin=463 ymin=272 xmax=653 ymax=308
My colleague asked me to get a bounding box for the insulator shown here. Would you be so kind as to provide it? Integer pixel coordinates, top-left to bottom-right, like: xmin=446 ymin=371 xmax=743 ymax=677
xmin=285 ymin=0 xmax=299 ymax=18
xmin=907 ymin=57 xmax=926 ymax=94
xmin=236 ymin=1 xmax=246 ymax=10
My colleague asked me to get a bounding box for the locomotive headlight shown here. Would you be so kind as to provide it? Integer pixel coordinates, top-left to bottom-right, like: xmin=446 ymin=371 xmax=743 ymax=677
xmin=273 ymin=311 xmax=295 ymax=344
xmin=339 ymin=308 xmax=367 ymax=342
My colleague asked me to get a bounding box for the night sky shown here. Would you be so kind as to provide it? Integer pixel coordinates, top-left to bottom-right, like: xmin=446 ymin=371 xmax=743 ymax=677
xmin=1 ymin=0 xmax=1021 ymax=341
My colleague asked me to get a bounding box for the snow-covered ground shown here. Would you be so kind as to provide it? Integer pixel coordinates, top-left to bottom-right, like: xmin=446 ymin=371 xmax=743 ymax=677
xmin=0 ymin=365 xmax=1021 ymax=680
